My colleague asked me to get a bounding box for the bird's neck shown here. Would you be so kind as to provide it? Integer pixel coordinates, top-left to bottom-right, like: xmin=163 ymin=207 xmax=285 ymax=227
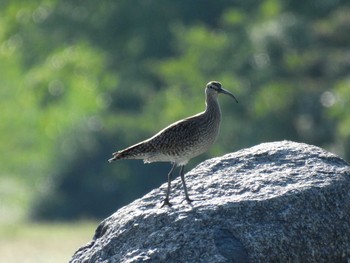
xmin=205 ymin=95 xmax=222 ymax=119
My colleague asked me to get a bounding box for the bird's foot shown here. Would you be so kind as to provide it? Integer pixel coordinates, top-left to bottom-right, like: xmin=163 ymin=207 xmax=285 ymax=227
xmin=161 ymin=198 xmax=172 ymax=208
xmin=186 ymin=197 xmax=193 ymax=204
xmin=182 ymin=197 xmax=194 ymax=205
xmin=181 ymin=197 xmax=207 ymax=204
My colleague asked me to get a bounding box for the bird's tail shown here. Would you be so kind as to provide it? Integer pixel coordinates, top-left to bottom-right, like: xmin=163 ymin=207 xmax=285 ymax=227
xmin=108 ymin=142 xmax=151 ymax=163
xmin=108 ymin=148 xmax=135 ymax=162
xmin=108 ymin=151 xmax=123 ymax=163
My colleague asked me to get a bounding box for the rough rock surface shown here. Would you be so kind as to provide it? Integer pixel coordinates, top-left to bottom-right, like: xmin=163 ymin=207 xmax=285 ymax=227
xmin=71 ymin=141 xmax=350 ymax=263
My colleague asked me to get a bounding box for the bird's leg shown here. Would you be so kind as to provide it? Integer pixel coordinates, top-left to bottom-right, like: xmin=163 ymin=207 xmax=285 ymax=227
xmin=161 ymin=163 xmax=177 ymax=207
xmin=179 ymin=165 xmax=193 ymax=204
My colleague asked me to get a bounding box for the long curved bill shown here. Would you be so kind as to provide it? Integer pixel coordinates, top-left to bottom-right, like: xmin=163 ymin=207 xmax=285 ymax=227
xmin=219 ymin=87 xmax=238 ymax=103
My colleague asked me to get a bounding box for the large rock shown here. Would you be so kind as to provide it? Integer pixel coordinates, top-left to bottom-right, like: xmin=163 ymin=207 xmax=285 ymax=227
xmin=71 ymin=141 xmax=350 ymax=262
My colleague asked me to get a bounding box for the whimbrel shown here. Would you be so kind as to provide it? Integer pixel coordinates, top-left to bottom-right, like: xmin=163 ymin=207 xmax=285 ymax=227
xmin=108 ymin=81 xmax=238 ymax=207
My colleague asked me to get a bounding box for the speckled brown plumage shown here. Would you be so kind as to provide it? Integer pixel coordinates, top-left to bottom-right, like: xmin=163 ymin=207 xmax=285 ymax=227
xmin=109 ymin=81 xmax=238 ymax=206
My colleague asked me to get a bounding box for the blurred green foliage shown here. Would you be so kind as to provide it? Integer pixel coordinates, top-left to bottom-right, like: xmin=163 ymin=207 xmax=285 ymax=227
xmin=1 ymin=0 xmax=350 ymax=221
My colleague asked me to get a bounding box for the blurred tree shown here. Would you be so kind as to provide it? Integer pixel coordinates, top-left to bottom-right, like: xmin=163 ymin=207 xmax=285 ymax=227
xmin=23 ymin=0 xmax=235 ymax=220
xmin=1 ymin=0 xmax=350 ymax=221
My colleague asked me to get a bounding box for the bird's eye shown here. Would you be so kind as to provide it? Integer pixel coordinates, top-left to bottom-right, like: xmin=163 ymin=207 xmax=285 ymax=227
xmin=207 ymin=81 xmax=221 ymax=90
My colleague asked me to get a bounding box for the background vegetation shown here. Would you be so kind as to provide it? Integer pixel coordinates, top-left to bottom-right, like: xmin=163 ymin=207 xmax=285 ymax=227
xmin=1 ymin=2 xmax=350 ymax=258
xmin=1 ymin=0 xmax=350 ymax=260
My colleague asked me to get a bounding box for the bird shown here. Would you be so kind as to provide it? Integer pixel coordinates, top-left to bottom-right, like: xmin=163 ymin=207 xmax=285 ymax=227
xmin=108 ymin=81 xmax=238 ymax=207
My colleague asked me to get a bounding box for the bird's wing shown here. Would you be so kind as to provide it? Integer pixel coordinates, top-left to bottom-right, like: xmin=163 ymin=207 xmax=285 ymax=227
xmin=148 ymin=113 xmax=205 ymax=150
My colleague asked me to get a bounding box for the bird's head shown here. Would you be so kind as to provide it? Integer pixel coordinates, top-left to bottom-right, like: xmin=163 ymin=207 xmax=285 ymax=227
xmin=205 ymin=81 xmax=238 ymax=103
